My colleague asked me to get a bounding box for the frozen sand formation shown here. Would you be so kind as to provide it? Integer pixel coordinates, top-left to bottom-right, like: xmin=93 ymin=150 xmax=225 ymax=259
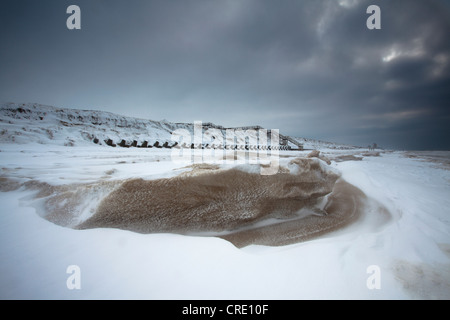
xmin=22 ymin=157 xmax=390 ymax=248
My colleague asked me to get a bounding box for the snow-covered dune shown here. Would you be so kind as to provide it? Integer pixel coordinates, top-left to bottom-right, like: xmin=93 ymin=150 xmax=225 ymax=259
xmin=0 ymin=102 xmax=186 ymax=147
xmin=0 ymin=102 xmax=306 ymax=150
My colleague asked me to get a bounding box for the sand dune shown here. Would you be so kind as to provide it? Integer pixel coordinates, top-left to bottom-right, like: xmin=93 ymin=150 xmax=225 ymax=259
xmin=77 ymin=158 xmax=340 ymax=234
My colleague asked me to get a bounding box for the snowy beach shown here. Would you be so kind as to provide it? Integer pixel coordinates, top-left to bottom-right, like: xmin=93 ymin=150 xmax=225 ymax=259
xmin=1 ymin=142 xmax=449 ymax=299
xmin=2 ymin=0 xmax=450 ymax=303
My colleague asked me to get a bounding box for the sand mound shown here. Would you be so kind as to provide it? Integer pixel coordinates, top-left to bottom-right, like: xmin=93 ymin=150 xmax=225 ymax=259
xmin=77 ymin=158 xmax=340 ymax=234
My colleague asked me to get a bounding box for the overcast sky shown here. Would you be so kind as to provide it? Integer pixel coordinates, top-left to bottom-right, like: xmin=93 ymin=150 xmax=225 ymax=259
xmin=1 ymin=0 xmax=449 ymax=150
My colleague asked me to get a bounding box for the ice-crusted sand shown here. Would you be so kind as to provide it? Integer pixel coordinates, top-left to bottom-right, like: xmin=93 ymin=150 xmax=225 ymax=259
xmin=220 ymin=179 xmax=388 ymax=248
xmin=76 ymin=158 xmax=342 ymax=237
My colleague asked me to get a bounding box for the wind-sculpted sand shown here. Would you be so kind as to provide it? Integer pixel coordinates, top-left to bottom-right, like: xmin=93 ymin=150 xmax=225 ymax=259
xmin=220 ymin=179 xmax=368 ymax=247
xmin=77 ymin=158 xmax=340 ymax=234
xmin=9 ymin=157 xmax=389 ymax=247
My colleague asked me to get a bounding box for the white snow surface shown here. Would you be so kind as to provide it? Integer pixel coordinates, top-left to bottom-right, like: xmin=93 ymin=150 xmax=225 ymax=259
xmin=0 ymin=102 xmax=301 ymax=149
xmin=1 ymin=104 xmax=449 ymax=300
xmin=0 ymin=102 xmax=189 ymax=147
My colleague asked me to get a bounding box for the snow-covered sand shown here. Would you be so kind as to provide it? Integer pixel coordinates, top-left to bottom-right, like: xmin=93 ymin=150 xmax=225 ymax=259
xmin=1 ymin=144 xmax=449 ymax=299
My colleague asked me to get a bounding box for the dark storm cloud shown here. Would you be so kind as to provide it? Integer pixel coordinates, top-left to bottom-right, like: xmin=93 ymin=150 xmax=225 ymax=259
xmin=0 ymin=0 xmax=449 ymax=149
